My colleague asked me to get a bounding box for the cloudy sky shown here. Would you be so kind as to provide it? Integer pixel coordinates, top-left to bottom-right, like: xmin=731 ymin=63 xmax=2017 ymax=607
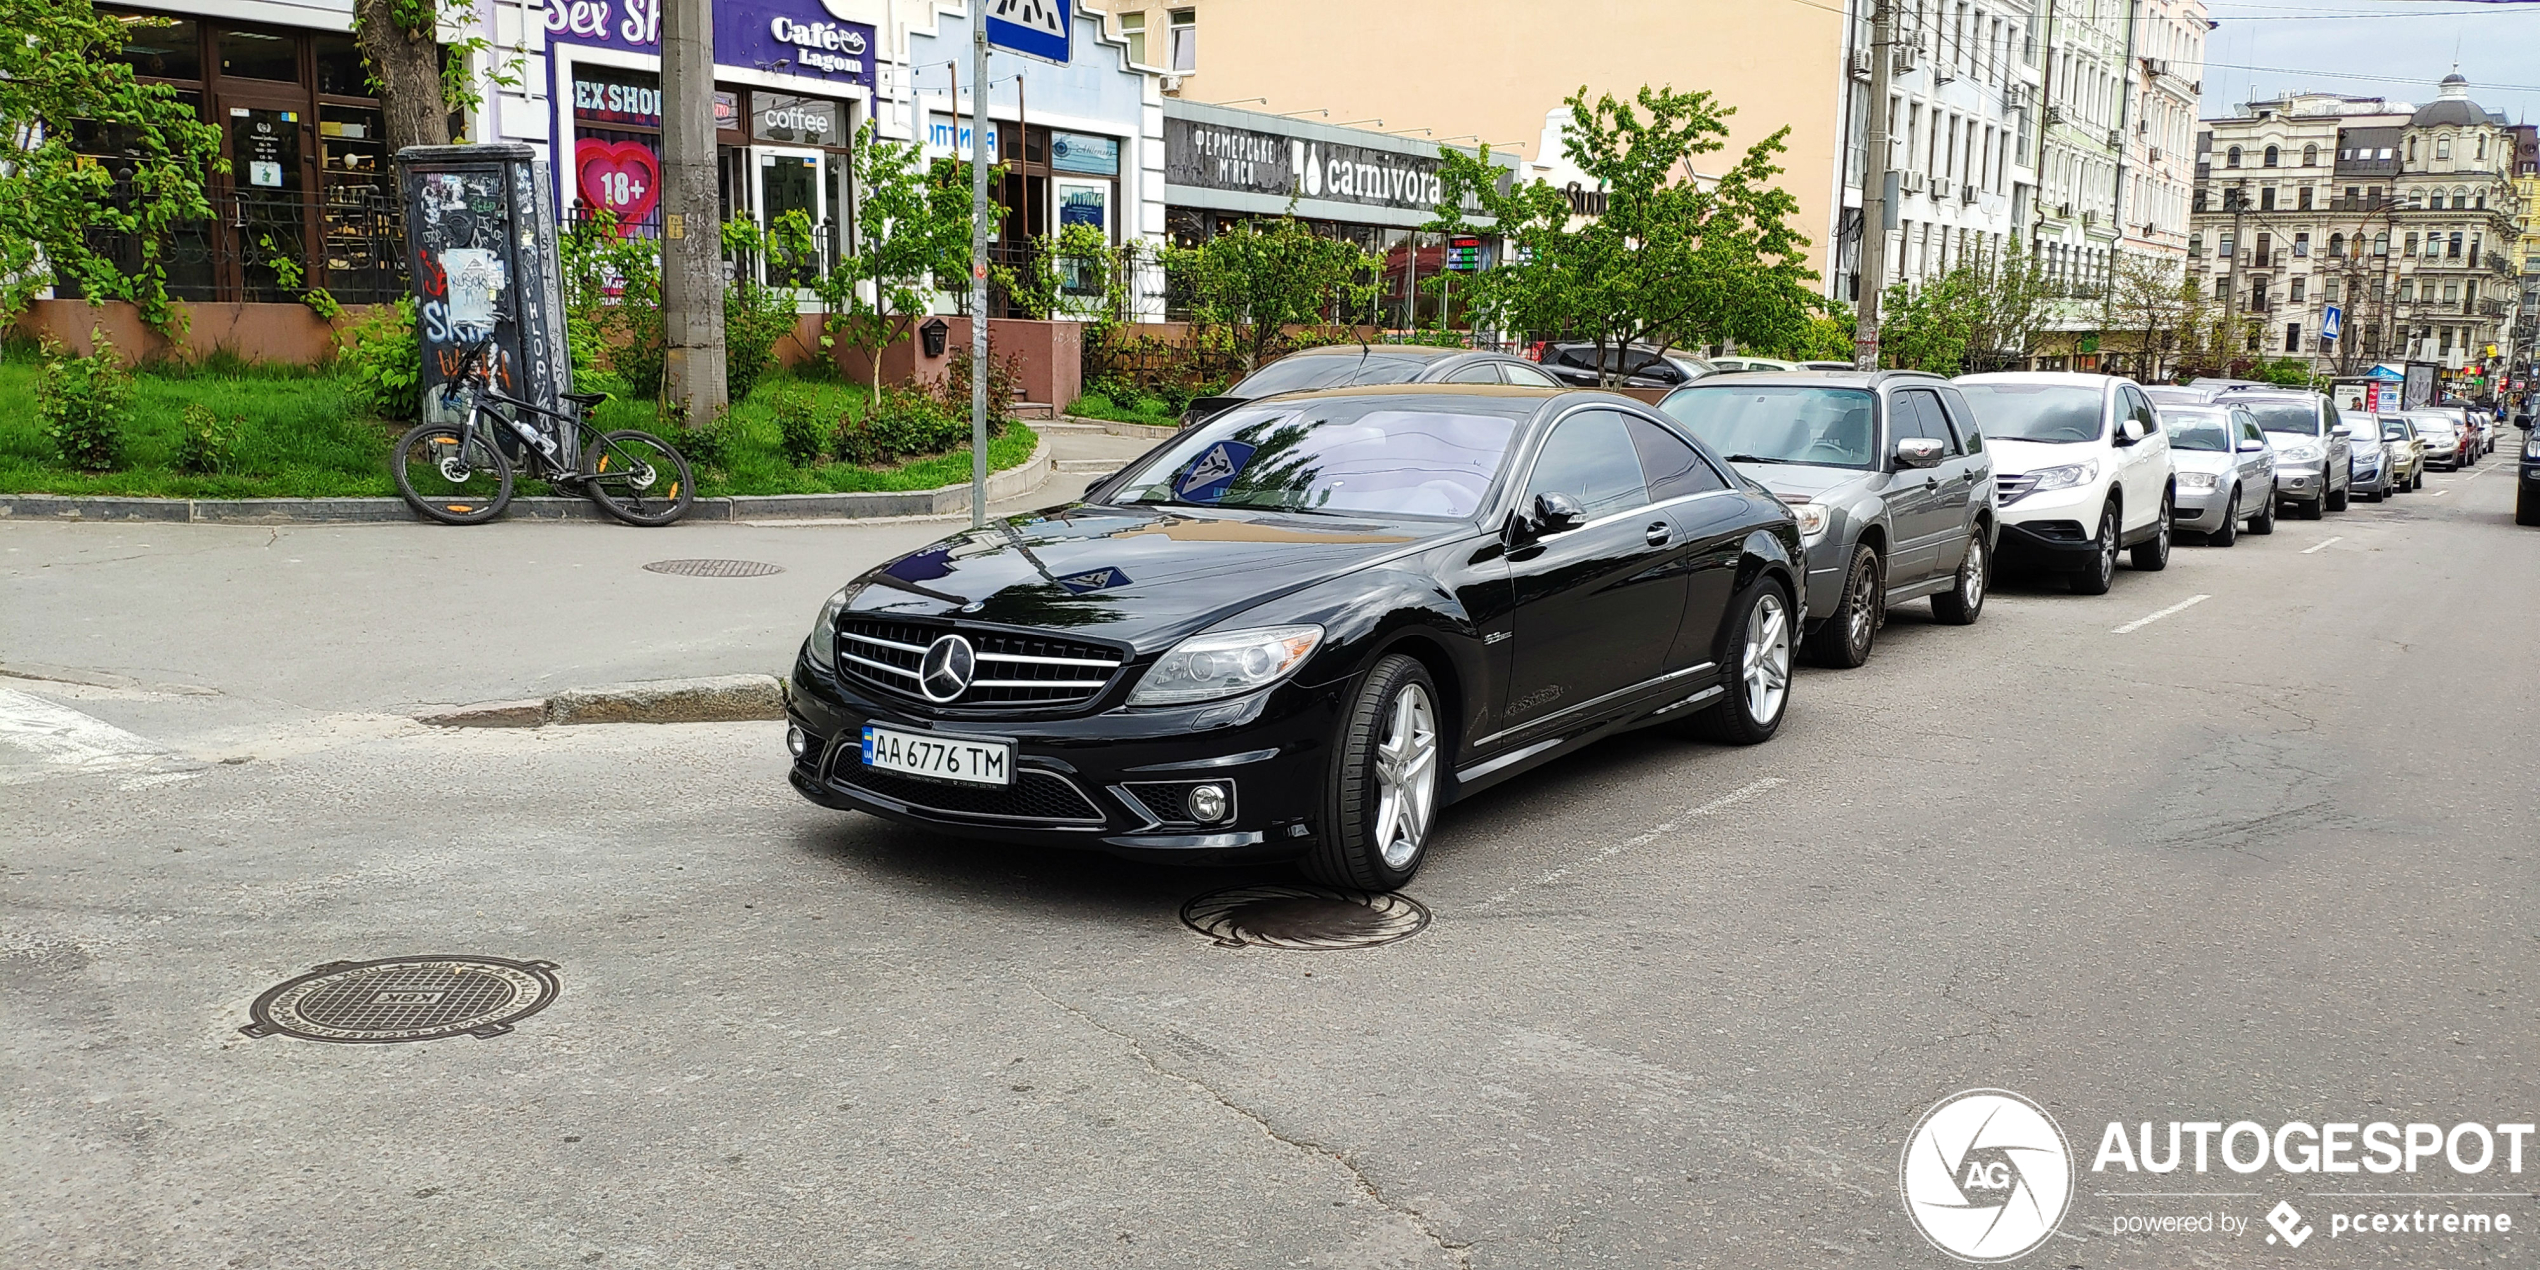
xmin=2199 ymin=0 xmax=2540 ymax=120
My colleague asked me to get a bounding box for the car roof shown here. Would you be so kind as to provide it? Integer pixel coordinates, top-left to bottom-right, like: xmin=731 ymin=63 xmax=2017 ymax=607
xmin=2210 ymin=384 xmax=2319 ymax=400
xmin=1664 ymin=369 xmax=1945 ymax=390
xmin=1279 ymin=343 xmax=1467 ymax=361
xmin=1955 ymin=371 xmax=2129 ymax=389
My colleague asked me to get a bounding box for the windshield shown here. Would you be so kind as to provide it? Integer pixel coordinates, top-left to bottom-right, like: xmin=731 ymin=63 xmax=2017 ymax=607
xmin=1108 ymin=401 xmax=1522 ymax=519
xmin=2241 ymin=400 xmax=2323 ymax=436
xmin=1954 ymin=383 xmax=2104 ymax=443
xmin=2409 ymin=415 xmax=2455 ymax=435
xmin=1659 ymin=386 xmax=1878 ymax=469
xmin=2159 ymin=410 xmax=2232 ymax=452
xmin=1226 ymin=352 xmax=1431 ymax=398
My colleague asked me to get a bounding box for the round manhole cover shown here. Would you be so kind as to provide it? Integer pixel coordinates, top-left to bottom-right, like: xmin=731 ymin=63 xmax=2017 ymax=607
xmin=643 ymin=558 xmax=785 ymax=578
xmin=1181 ymin=885 xmax=1430 ymax=950
xmin=239 ymin=956 xmax=560 ymax=1044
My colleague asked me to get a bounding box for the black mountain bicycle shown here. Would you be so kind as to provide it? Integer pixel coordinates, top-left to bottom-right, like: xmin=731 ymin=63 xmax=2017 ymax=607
xmin=391 ymin=334 xmax=695 ymax=527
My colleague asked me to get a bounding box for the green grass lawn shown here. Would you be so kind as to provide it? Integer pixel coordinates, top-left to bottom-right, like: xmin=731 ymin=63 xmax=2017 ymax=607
xmin=1067 ymin=390 xmax=1184 ymax=428
xmin=0 ymin=347 xmax=1037 ymax=500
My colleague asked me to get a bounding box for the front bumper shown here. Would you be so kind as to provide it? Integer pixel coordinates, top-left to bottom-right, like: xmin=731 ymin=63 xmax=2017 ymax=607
xmin=785 ymin=654 xmax=1339 ymax=861
xmin=1995 ymin=479 xmax=2107 ymax=565
xmin=2275 ymin=462 xmax=2326 ymax=501
xmin=2173 ymin=482 xmax=2234 ymax=531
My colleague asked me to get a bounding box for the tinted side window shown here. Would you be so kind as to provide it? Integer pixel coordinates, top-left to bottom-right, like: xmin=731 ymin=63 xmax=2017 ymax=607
xmin=1525 ymin=410 xmax=1649 ymax=519
xmin=1901 ymin=389 xmax=1963 ymax=454
xmin=1628 ymin=417 xmax=1727 ymax=501
xmin=1440 ymin=362 xmax=1502 ymax=384
xmin=1889 ymin=391 xmax=1946 ymax=450
xmin=2125 ymin=388 xmax=2160 ymax=432
xmin=1934 ymin=388 xmax=1983 ymax=453
xmin=1502 ymin=362 xmax=1562 ymax=387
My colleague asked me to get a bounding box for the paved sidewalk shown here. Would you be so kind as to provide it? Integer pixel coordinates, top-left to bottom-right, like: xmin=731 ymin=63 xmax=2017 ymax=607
xmin=1 ymin=426 xmax=1166 ymax=737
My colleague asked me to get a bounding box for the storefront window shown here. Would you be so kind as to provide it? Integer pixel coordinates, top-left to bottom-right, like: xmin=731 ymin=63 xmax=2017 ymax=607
xmin=570 ymin=66 xmax=666 ymax=232
xmin=751 ymin=95 xmax=841 ymax=146
xmin=219 ymin=28 xmax=299 ymax=84
xmin=113 ymin=15 xmax=199 ymax=80
xmin=313 ymin=33 xmax=366 ymax=97
xmin=1050 ymin=132 xmax=1120 ymax=176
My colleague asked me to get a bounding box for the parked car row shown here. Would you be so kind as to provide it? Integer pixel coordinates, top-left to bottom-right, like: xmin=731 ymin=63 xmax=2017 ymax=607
xmin=782 ymin=356 xmax=2462 ymax=892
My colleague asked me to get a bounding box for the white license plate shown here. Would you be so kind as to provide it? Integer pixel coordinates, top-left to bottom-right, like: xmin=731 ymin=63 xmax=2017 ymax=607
xmin=861 ymin=725 xmax=1013 ymax=786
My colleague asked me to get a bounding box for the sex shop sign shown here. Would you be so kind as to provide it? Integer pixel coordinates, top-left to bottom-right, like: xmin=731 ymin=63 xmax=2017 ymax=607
xmin=542 ymin=0 xmax=878 ymax=90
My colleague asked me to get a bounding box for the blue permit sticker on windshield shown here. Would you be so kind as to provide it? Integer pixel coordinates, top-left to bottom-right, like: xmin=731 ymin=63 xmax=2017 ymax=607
xmin=1056 ymin=566 xmax=1132 ymax=594
xmin=1176 ymin=440 xmax=1256 ymax=503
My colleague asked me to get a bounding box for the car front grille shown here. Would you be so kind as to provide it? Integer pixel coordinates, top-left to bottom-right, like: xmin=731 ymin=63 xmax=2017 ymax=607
xmin=832 ymin=763 xmax=1108 ymax=825
xmin=835 ymin=618 xmax=1125 ymax=709
xmin=1995 ymin=473 xmax=2039 ymax=505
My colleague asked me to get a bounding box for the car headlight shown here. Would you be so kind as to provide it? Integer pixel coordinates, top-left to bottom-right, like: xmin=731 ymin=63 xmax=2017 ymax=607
xmin=805 ymin=586 xmax=854 ymax=671
xmin=1788 ymin=502 xmax=1829 ymax=540
xmin=2175 ymin=470 xmax=2217 ymax=490
xmin=1128 ymin=624 xmax=1324 ymax=706
xmin=2281 ymin=443 xmax=2325 ymax=463
xmin=2029 ymin=460 xmax=2099 ymax=491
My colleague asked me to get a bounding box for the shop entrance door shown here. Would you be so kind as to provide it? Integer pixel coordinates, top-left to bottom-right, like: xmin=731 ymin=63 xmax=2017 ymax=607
xmin=755 ymin=147 xmax=823 ymax=287
xmin=219 ymin=99 xmax=316 ymax=301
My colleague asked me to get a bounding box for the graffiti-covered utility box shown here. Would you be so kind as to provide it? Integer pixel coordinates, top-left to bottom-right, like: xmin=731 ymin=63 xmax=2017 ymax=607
xmin=393 ymin=143 xmax=573 ymax=440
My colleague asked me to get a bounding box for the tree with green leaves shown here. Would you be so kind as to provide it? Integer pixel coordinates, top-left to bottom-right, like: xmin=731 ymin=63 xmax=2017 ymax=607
xmin=2102 ymin=254 xmax=2209 ymax=384
xmin=1874 ymin=252 xmax=2051 ymax=374
xmin=1165 ymin=217 xmax=1382 ymax=374
xmin=1426 ymin=85 xmax=1822 ymax=384
xmin=0 ymin=2 xmax=223 ymax=336
xmin=806 ymin=125 xmax=979 ymax=404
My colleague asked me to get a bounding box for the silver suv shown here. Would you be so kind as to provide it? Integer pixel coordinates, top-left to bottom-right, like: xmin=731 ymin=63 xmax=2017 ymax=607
xmin=1660 ymin=371 xmax=1997 ymax=668
xmin=2212 ymin=387 xmax=2353 ymax=518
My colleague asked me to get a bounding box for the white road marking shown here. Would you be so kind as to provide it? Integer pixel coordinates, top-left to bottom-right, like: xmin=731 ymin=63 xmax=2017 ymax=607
xmin=1475 ymin=777 xmax=1785 ymax=911
xmin=2432 ymin=489 xmax=2449 ymax=497
xmin=2301 ymin=536 xmax=2343 ymax=554
xmin=2111 ymin=594 xmax=2210 ymax=634
xmin=0 ymin=688 xmax=171 ymax=785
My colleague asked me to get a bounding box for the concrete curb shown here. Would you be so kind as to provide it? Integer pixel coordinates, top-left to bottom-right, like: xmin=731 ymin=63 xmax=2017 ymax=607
xmin=0 ymin=435 xmax=1052 ymax=526
xmin=419 ymin=674 xmax=787 ymax=728
xmin=1057 ymin=414 xmax=1180 ymax=440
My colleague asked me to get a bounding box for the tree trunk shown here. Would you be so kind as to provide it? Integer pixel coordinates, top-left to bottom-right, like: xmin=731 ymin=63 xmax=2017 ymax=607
xmin=355 ymin=0 xmax=452 ymax=155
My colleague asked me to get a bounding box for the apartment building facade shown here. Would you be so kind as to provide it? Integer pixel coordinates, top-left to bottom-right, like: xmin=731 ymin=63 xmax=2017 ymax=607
xmin=2190 ymin=77 xmax=2524 ymax=389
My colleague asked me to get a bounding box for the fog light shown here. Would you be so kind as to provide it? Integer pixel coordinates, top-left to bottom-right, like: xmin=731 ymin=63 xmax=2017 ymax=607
xmin=786 ymin=725 xmax=810 ymax=758
xmin=1187 ymin=783 xmax=1230 ymax=822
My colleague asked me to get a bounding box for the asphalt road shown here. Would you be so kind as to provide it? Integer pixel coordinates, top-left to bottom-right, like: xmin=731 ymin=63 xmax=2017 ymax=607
xmin=4 ymin=456 xmax=2533 ymax=1268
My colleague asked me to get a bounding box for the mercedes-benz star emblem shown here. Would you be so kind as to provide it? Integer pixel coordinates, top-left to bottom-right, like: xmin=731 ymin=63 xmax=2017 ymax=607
xmin=919 ymin=633 xmax=975 ymax=702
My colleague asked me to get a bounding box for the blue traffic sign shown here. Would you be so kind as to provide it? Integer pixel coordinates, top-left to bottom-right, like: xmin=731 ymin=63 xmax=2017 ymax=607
xmin=2320 ymin=304 xmax=2343 ymax=342
xmin=984 ymin=0 xmax=1071 ymax=65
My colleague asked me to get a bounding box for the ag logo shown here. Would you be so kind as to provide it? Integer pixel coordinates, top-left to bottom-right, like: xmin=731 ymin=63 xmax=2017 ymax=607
xmin=1900 ymin=1089 xmax=2074 ymax=1262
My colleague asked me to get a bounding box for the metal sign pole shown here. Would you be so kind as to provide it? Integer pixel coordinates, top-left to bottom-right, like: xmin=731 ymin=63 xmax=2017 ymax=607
xmin=969 ymin=22 xmax=992 ymax=529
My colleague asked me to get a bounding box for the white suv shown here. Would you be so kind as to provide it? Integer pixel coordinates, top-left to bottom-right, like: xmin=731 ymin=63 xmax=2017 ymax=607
xmin=1952 ymin=372 xmax=2176 ymax=594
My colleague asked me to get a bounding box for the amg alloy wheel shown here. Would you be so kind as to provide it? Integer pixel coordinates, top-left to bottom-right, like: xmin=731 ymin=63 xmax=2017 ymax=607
xmin=1304 ymin=654 xmax=1441 ymax=889
xmin=1688 ymin=580 xmax=1792 ymax=746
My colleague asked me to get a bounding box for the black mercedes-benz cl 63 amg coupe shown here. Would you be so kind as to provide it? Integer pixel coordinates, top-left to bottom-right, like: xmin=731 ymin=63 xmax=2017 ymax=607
xmin=786 ymin=384 xmax=1804 ymax=888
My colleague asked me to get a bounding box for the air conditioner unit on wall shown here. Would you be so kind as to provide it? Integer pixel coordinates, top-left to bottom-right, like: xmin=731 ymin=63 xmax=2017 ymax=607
xmin=1963 ymin=185 xmax=1981 ymax=205
xmin=1894 ymin=46 xmax=1922 ymax=74
xmin=2144 ymin=57 xmax=2168 ymax=78
xmin=2004 ymin=82 xmax=2032 ymax=109
xmin=1851 ymin=49 xmax=1874 ymax=82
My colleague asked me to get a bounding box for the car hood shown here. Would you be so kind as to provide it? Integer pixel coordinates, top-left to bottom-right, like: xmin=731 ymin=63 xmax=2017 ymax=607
xmin=1729 ymin=463 xmax=1875 ymax=502
xmin=840 ymin=502 xmax=1447 ymax=652
xmin=2168 ymin=449 xmax=2239 ymax=474
xmin=1985 ymin=436 xmax=2101 ymax=476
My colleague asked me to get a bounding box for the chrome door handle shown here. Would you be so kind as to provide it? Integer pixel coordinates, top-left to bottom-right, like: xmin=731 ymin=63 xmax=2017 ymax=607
xmin=1645 ymin=522 xmax=1672 ymax=547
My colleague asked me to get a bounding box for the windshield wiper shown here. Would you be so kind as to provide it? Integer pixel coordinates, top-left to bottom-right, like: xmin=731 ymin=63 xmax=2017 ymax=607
xmin=1721 ymin=453 xmax=1798 ymax=465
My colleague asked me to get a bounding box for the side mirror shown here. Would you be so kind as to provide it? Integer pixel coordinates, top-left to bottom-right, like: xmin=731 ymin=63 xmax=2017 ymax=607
xmin=2118 ymin=418 xmax=2149 ymax=444
xmin=2519 ymin=419 xmax=2534 ymax=431
xmin=1529 ymin=491 xmax=1587 ymax=536
xmin=2238 ymin=438 xmax=2267 ymax=452
xmin=1893 ymin=436 xmax=1946 ymax=469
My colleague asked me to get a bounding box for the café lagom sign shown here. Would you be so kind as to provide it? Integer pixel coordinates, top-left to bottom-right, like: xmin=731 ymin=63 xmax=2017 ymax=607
xmin=544 ymin=0 xmax=876 ymax=89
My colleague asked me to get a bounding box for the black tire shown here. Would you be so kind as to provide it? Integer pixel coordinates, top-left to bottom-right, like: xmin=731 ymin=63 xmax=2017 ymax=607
xmin=1804 ymin=544 xmax=1881 ymax=668
xmin=2068 ymin=502 xmax=2119 ymax=595
xmin=2518 ymin=483 xmax=2540 ymax=527
xmin=1301 ymin=654 xmax=1442 ymax=891
xmin=582 ymin=429 xmax=696 ymax=526
xmin=2130 ymin=490 xmax=2173 ymax=571
xmin=2298 ymin=494 xmax=2325 ymax=520
xmin=1684 ymin=578 xmax=1793 ymax=746
xmin=2209 ymin=486 xmax=2239 ymax=547
xmin=392 ymin=422 xmax=513 ymax=525
xmin=1931 ymin=529 xmax=1988 ymax=625
xmin=2247 ymin=485 xmax=2277 ymax=534
xmin=2326 ymin=480 xmax=2349 ymax=512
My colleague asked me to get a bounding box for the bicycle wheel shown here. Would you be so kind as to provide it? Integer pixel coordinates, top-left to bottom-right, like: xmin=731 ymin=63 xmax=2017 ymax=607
xmin=581 ymin=429 xmax=696 ymax=526
xmin=392 ymin=422 xmax=514 ymax=525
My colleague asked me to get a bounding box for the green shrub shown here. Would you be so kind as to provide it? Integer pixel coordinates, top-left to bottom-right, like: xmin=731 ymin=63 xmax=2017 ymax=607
xmin=672 ymin=405 xmax=738 ymax=472
xmin=771 ymin=392 xmax=835 ymax=467
xmin=34 ymin=333 xmax=134 ymax=472
xmin=1072 ymin=391 xmax=1115 ymax=416
xmin=337 ymin=298 xmax=421 ymax=421
xmin=175 ymin=403 xmax=243 ymax=475
xmin=841 ymin=387 xmax=967 ymax=465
